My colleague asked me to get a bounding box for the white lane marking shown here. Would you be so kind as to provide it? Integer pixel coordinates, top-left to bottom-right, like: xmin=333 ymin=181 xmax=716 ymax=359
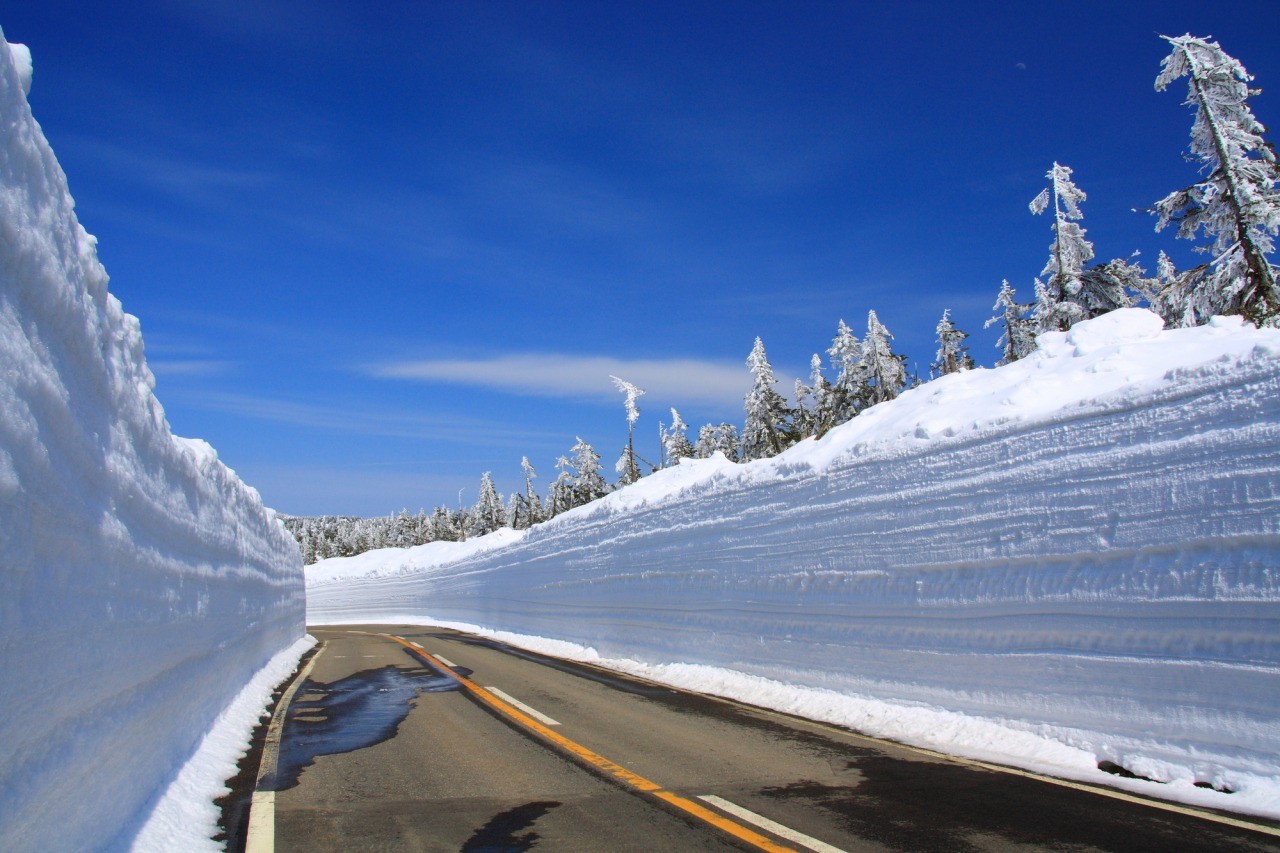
xmin=698 ymin=795 xmax=847 ymax=853
xmin=247 ymin=643 xmax=324 ymax=853
xmin=434 ymin=655 xmax=458 ymax=668
xmin=410 ymin=642 xmax=424 ymax=649
xmin=486 ymin=687 xmax=560 ymax=726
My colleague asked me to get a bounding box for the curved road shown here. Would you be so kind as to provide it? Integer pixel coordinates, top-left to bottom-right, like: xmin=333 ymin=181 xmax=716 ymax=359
xmin=243 ymin=625 xmax=1280 ymax=852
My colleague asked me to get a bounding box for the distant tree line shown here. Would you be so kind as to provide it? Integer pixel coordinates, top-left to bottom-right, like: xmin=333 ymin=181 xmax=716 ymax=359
xmin=284 ymin=34 xmax=1278 ymax=565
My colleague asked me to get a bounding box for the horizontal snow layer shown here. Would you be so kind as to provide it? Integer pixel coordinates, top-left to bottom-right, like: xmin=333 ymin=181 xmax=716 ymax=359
xmin=0 ymin=32 xmax=306 ymax=852
xmin=310 ymin=309 xmax=1280 ymax=815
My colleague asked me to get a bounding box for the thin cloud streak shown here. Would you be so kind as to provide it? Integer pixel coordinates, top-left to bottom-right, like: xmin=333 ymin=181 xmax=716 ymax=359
xmin=370 ymin=354 xmax=754 ymax=409
xmin=177 ymin=391 xmax=559 ymax=446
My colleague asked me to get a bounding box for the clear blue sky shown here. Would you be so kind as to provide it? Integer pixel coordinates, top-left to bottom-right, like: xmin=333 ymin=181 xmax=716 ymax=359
xmin=5 ymin=2 xmax=1279 ymax=516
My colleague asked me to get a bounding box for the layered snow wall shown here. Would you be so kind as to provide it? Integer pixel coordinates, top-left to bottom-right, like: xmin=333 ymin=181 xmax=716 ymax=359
xmin=0 ymin=33 xmax=306 ymax=850
xmin=310 ymin=309 xmax=1280 ymax=815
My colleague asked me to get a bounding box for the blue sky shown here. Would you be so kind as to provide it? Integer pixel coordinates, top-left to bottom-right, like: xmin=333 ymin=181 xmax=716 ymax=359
xmin=6 ymin=2 xmax=1279 ymax=516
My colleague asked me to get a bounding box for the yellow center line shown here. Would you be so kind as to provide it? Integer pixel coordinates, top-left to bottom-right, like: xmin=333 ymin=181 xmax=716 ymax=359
xmin=380 ymin=633 xmax=797 ymax=853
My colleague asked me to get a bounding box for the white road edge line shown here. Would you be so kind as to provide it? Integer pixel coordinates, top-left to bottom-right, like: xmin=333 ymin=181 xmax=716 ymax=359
xmin=699 ymin=795 xmax=847 ymax=853
xmin=485 ymin=686 xmax=560 ymax=726
xmin=434 ymin=655 xmax=458 ymax=668
xmin=245 ymin=642 xmax=324 ymax=853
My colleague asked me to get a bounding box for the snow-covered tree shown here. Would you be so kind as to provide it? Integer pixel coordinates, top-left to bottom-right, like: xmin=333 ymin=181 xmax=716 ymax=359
xmin=858 ymin=310 xmax=906 ymax=406
xmin=932 ymin=309 xmax=974 ymax=376
xmin=516 ymin=456 xmax=544 ymax=527
xmin=985 ymin=279 xmax=1036 ymax=365
xmin=741 ymin=337 xmax=793 ymax=461
xmin=816 ymin=320 xmax=862 ymax=435
xmin=467 ymin=471 xmax=505 ymax=537
xmin=694 ymin=423 xmax=740 ymax=461
xmin=547 ymin=456 xmax=575 ymax=517
xmin=568 ymin=437 xmax=610 ymax=505
xmin=610 ymin=375 xmax=646 ymax=486
xmin=429 ymin=505 xmax=457 ymax=542
xmin=1143 ymin=251 xmax=1203 ymax=326
xmin=797 ymin=354 xmax=833 ymax=438
xmin=664 ymin=408 xmax=694 ymax=463
xmin=1030 ymin=162 xmax=1094 ymax=331
xmin=1153 ymin=34 xmax=1280 ymax=327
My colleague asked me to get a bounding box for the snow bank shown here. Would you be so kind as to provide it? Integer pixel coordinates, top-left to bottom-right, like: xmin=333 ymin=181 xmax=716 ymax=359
xmin=0 ymin=32 xmax=306 ymax=851
xmin=310 ymin=308 xmax=1280 ymax=817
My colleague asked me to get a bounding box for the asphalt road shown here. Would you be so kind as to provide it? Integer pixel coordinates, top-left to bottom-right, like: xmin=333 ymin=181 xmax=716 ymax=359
xmin=251 ymin=625 xmax=1280 ymax=852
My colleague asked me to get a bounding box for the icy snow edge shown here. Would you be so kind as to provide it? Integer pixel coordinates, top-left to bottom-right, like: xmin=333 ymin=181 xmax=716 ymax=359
xmin=131 ymin=635 xmax=317 ymax=852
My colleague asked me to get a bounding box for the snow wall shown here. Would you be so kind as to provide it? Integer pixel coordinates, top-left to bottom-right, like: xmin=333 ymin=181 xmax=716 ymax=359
xmin=310 ymin=309 xmax=1280 ymax=812
xmin=0 ymin=33 xmax=306 ymax=851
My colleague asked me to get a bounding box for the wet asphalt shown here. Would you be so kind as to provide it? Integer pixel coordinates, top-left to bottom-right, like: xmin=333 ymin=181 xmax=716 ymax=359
xmin=253 ymin=625 xmax=1280 ymax=852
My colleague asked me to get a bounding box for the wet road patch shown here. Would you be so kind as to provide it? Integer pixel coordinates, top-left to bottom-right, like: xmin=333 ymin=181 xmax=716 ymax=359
xmin=263 ymin=663 xmax=460 ymax=791
xmin=461 ymin=801 xmax=561 ymax=852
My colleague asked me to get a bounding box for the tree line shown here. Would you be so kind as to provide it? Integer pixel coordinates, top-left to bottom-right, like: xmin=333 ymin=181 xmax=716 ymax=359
xmin=284 ymin=34 xmax=1278 ymax=564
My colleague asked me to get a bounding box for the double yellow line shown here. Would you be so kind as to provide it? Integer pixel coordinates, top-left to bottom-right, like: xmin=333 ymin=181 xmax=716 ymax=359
xmin=385 ymin=634 xmax=797 ymax=852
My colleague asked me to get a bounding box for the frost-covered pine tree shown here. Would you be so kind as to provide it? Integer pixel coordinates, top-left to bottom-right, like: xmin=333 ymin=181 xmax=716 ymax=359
xmin=664 ymin=408 xmax=694 ymax=463
xmin=518 ymin=456 xmax=544 ymax=526
xmin=932 ymin=309 xmax=974 ymax=376
xmin=985 ymin=279 xmax=1036 ymax=365
xmin=1152 ymin=34 xmax=1280 ymax=327
xmin=568 ymin=437 xmax=610 ymax=505
xmin=818 ymin=320 xmax=862 ymax=435
xmin=1030 ymin=163 xmax=1094 ymax=331
xmin=803 ymin=354 xmax=833 ymax=438
xmin=693 ymin=423 xmax=740 ymax=461
xmin=467 ymin=471 xmax=505 ymax=537
xmin=858 ymin=310 xmax=906 ymax=406
xmin=547 ymin=456 xmax=575 ymax=516
xmin=741 ymin=337 xmax=793 ymax=461
xmin=609 ymin=376 xmax=645 ymax=486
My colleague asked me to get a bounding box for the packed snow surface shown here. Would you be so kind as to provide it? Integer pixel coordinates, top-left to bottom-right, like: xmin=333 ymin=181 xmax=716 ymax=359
xmin=311 ymin=308 xmax=1280 ymax=818
xmin=0 ymin=32 xmax=306 ymax=851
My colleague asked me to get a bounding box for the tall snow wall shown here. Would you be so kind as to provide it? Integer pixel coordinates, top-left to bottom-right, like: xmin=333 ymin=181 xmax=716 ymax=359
xmin=0 ymin=33 xmax=305 ymax=850
xmin=309 ymin=310 xmax=1280 ymax=797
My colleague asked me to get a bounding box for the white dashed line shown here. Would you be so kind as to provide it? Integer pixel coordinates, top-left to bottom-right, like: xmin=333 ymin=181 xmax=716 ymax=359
xmin=434 ymin=655 xmax=458 ymax=668
xmin=485 ymin=687 xmax=560 ymax=726
xmin=698 ymin=795 xmax=847 ymax=853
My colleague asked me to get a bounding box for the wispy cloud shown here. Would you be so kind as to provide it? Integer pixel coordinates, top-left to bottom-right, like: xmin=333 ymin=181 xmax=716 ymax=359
xmin=149 ymin=359 xmax=235 ymax=377
xmin=179 ymin=392 xmax=559 ymax=446
xmin=370 ymin=354 xmax=755 ymax=409
xmin=63 ymin=136 xmax=275 ymax=199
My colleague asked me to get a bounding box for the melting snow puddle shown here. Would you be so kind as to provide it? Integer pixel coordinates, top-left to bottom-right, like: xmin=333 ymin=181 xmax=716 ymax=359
xmin=262 ymin=659 xmax=460 ymax=791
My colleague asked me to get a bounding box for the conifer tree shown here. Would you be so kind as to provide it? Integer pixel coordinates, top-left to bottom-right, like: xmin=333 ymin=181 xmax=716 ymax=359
xmin=664 ymin=408 xmax=695 ymax=463
xmin=429 ymin=505 xmax=456 ymax=541
xmin=985 ymin=280 xmax=1036 ymax=365
xmin=933 ymin=309 xmax=974 ymax=376
xmin=1030 ymin=163 xmax=1094 ymax=331
xmin=1153 ymin=34 xmax=1280 ymax=327
xmin=819 ymin=320 xmax=863 ymax=434
xmin=519 ymin=456 xmax=544 ymax=526
xmin=805 ymin=354 xmax=834 ymax=438
xmin=610 ymin=376 xmax=645 ymax=486
xmin=568 ymin=438 xmax=610 ymax=505
xmin=694 ymin=423 xmax=740 ymax=461
xmin=548 ymin=456 xmax=575 ymax=516
xmin=741 ymin=337 xmax=792 ymax=461
xmin=858 ymin=310 xmax=907 ymax=406
xmin=468 ymin=472 xmax=505 ymax=537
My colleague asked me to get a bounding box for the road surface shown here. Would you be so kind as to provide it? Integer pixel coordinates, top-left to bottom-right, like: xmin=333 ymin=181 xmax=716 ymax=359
xmin=240 ymin=625 xmax=1280 ymax=852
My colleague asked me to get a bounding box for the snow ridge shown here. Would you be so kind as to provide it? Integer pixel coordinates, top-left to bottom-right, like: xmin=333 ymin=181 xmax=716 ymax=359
xmin=0 ymin=32 xmax=306 ymax=851
xmin=310 ymin=309 xmax=1280 ymax=816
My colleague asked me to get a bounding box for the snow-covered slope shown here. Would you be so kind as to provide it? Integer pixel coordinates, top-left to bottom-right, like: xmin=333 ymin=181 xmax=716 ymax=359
xmin=310 ymin=308 xmax=1280 ymax=817
xmin=0 ymin=34 xmax=307 ymax=851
